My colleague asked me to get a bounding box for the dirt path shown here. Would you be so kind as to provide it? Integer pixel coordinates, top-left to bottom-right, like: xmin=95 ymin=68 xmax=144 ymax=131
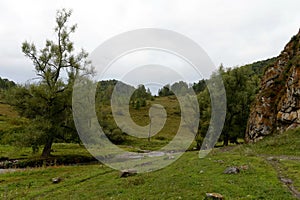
xmin=262 ymin=155 xmax=300 ymax=199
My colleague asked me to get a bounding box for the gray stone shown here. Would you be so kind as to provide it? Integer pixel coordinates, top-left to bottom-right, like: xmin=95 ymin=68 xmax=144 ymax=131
xmin=223 ymin=166 xmax=239 ymax=174
xmin=280 ymin=177 xmax=293 ymax=184
xmin=205 ymin=193 xmax=224 ymax=199
xmin=119 ymin=169 xmax=137 ymax=178
xmin=51 ymin=177 xmax=61 ymax=184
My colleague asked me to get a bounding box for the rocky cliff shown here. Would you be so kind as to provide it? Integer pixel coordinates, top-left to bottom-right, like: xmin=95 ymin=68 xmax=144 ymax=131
xmin=246 ymin=29 xmax=300 ymax=142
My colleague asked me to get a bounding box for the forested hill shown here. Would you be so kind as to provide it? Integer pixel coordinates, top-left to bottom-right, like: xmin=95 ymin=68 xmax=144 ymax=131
xmin=0 ymin=77 xmax=16 ymax=90
xmin=94 ymin=56 xmax=279 ymax=147
xmin=241 ymin=57 xmax=277 ymax=78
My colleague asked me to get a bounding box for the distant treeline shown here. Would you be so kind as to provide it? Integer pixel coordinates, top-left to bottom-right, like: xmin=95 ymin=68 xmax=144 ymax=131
xmin=0 ymin=77 xmax=16 ymax=90
xmin=0 ymin=56 xmax=276 ymax=149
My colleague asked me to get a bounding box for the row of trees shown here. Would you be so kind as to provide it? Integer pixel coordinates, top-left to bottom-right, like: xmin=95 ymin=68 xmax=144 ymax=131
xmin=94 ymin=66 xmax=260 ymax=148
xmin=156 ymin=65 xmax=262 ymax=148
xmin=95 ymin=81 xmax=153 ymax=144
xmin=0 ymin=77 xmax=16 ymax=90
xmin=2 ymin=8 xmax=270 ymax=157
xmin=158 ymin=81 xmax=204 ymax=97
xmin=0 ymin=77 xmax=16 ymax=101
xmin=196 ymin=64 xmax=260 ymax=147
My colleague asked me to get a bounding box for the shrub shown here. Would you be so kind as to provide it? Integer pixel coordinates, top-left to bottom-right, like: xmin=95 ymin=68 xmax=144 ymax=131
xmin=106 ymin=128 xmax=126 ymax=144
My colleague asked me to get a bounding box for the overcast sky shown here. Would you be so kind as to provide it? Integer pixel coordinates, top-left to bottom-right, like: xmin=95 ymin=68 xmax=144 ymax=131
xmin=0 ymin=0 xmax=300 ymax=84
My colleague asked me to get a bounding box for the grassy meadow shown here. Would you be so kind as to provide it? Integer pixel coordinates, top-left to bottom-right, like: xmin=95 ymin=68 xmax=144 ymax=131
xmin=0 ymin=98 xmax=300 ymax=199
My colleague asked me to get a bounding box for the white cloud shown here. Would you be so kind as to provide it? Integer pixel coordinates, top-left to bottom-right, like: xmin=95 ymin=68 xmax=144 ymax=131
xmin=0 ymin=0 xmax=299 ymax=83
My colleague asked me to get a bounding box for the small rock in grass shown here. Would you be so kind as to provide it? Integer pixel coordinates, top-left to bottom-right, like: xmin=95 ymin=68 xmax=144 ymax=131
xmin=224 ymin=166 xmax=240 ymax=174
xmin=51 ymin=177 xmax=61 ymax=184
xmin=120 ymin=169 xmax=137 ymax=178
xmin=239 ymin=165 xmax=249 ymax=171
xmin=205 ymin=192 xmax=224 ymax=199
xmin=280 ymin=177 xmax=293 ymax=184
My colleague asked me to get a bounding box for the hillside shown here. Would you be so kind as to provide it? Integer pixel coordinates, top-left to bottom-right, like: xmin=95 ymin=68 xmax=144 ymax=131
xmin=246 ymin=29 xmax=300 ymax=142
xmin=242 ymin=57 xmax=277 ymax=78
xmin=0 ymin=128 xmax=299 ymax=199
xmin=0 ymin=77 xmax=15 ymax=90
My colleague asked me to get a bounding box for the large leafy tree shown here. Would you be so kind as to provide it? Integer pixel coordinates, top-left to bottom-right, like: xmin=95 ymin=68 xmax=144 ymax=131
xmin=197 ymin=65 xmax=259 ymax=147
xmin=9 ymin=9 xmax=93 ymax=157
xmin=220 ymin=66 xmax=259 ymax=145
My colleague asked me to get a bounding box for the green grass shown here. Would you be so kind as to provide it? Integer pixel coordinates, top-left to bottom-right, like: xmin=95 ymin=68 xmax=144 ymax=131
xmin=0 ymin=143 xmax=92 ymax=160
xmin=0 ymin=151 xmax=296 ymax=199
xmin=0 ymin=103 xmax=18 ymax=118
xmin=238 ymin=128 xmax=300 ymax=156
xmin=0 ymin=103 xmax=29 ymax=147
xmin=0 ymin=97 xmax=299 ymax=199
xmin=280 ymin=160 xmax=300 ymax=191
xmin=0 ymin=145 xmax=34 ymax=160
xmin=0 ymin=139 xmax=299 ymax=199
xmin=98 ymin=96 xmax=237 ymax=152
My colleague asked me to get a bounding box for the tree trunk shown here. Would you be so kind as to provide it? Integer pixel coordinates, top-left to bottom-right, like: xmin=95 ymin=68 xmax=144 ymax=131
xmin=42 ymin=137 xmax=53 ymax=157
xmin=223 ymin=133 xmax=229 ymax=146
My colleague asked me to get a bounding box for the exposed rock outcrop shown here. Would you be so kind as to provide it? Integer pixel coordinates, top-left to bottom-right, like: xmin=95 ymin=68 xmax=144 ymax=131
xmin=246 ymin=29 xmax=300 ymax=142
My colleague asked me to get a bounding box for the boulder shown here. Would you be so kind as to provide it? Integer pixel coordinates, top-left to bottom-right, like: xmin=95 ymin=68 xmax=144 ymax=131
xmin=119 ymin=169 xmax=137 ymax=178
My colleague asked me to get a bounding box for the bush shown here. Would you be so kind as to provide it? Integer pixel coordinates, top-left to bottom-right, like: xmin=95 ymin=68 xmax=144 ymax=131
xmin=106 ymin=128 xmax=126 ymax=144
xmin=135 ymin=100 xmax=140 ymax=110
xmin=195 ymin=134 xmax=203 ymax=149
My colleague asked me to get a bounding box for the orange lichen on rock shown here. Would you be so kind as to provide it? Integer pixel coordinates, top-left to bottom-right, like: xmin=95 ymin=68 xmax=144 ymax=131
xmin=246 ymin=29 xmax=300 ymax=142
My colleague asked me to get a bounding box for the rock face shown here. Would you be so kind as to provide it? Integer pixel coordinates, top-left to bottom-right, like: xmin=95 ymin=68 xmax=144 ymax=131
xmin=246 ymin=29 xmax=300 ymax=142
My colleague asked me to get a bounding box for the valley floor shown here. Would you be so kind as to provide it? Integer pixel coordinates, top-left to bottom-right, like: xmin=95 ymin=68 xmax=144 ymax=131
xmin=0 ymin=130 xmax=299 ymax=200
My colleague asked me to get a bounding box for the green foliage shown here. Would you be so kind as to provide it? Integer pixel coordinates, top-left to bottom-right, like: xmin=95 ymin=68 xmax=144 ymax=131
xmin=170 ymin=81 xmax=192 ymax=95
xmin=197 ymin=64 xmax=260 ymax=147
xmin=221 ymin=66 xmax=259 ymax=145
xmin=95 ymin=80 xmax=152 ymax=109
xmin=131 ymin=84 xmax=152 ymax=108
xmin=0 ymin=77 xmax=16 ymax=90
xmin=134 ymin=99 xmax=141 ymax=110
xmin=0 ymin=77 xmax=16 ymax=102
xmin=197 ymin=89 xmax=211 ymax=148
xmin=159 ymin=81 xmax=196 ymax=97
xmin=158 ymin=84 xmax=173 ymax=96
xmin=243 ymin=57 xmax=277 ymax=78
xmin=192 ymin=79 xmax=206 ymax=93
xmin=6 ymin=9 xmax=93 ymax=157
xmin=96 ymin=80 xmax=136 ymax=105
xmin=107 ymin=128 xmax=126 ymax=144
xmin=132 ymin=85 xmax=152 ymax=100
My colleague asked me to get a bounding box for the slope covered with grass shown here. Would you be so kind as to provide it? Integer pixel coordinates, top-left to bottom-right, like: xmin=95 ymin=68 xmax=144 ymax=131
xmin=1 ymin=128 xmax=299 ymax=199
